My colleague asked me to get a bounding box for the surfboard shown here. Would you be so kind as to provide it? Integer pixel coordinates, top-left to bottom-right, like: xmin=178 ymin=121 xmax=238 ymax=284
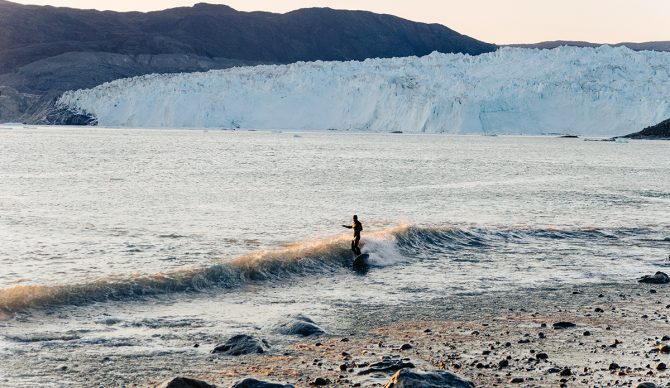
xmin=353 ymin=253 xmax=369 ymax=271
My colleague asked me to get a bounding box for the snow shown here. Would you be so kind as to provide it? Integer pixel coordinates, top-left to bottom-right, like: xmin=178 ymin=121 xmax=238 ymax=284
xmin=57 ymin=46 xmax=670 ymax=135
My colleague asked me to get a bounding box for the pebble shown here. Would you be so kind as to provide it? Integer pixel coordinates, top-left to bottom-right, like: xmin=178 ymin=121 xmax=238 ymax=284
xmin=498 ymin=359 xmax=509 ymax=368
xmin=400 ymin=343 xmax=413 ymax=350
xmin=656 ymin=362 xmax=667 ymax=371
xmin=535 ymin=352 xmax=548 ymax=360
xmin=311 ymin=377 xmax=330 ymax=386
xmin=583 ymin=331 xmax=591 ymax=336
xmin=659 ymin=344 xmax=670 ymax=353
xmin=510 ymin=377 xmax=524 ymax=383
xmin=560 ymin=368 xmax=572 ymax=376
xmin=595 ymin=308 xmax=604 ymax=313
xmin=609 ymin=362 xmax=620 ymax=370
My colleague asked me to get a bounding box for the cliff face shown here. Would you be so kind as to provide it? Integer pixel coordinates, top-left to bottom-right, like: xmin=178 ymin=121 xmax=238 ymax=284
xmin=623 ymin=118 xmax=670 ymax=139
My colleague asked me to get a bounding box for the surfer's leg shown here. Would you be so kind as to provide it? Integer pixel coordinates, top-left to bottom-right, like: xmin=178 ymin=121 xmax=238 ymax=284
xmin=353 ymin=236 xmax=361 ymax=254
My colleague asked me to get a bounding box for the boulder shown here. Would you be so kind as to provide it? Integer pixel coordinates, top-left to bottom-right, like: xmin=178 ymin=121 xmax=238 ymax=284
xmin=275 ymin=314 xmax=325 ymax=337
xmin=232 ymin=378 xmax=294 ymax=388
xmin=384 ymin=369 xmax=475 ymax=388
xmin=552 ymin=322 xmax=576 ymax=329
xmin=358 ymin=358 xmax=415 ymax=375
xmin=156 ymin=377 xmax=215 ymax=388
xmin=211 ymin=334 xmax=269 ymax=356
xmin=638 ymin=271 xmax=670 ymax=284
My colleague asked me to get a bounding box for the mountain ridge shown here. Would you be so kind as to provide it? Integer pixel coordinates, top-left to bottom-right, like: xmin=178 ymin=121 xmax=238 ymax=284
xmin=507 ymin=40 xmax=670 ymax=52
xmin=0 ymin=0 xmax=496 ymax=123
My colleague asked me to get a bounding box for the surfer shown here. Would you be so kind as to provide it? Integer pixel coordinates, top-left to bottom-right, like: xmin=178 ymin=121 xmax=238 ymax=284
xmin=342 ymin=215 xmax=363 ymax=255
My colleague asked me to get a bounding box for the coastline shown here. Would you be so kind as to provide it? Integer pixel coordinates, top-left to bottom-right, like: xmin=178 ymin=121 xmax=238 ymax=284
xmin=138 ymin=281 xmax=670 ymax=387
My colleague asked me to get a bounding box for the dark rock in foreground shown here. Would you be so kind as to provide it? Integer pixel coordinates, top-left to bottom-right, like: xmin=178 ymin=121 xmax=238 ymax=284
xmin=212 ymin=334 xmax=269 ymax=356
xmin=552 ymin=322 xmax=577 ymax=329
xmin=622 ymin=118 xmax=670 ymax=140
xmin=232 ymin=377 xmax=294 ymax=388
xmin=384 ymin=369 xmax=475 ymax=388
xmin=358 ymin=358 xmax=415 ymax=375
xmin=638 ymin=271 xmax=670 ymax=284
xmin=156 ymin=377 xmax=215 ymax=388
xmin=275 ymin=314 xmax=325 ymax=337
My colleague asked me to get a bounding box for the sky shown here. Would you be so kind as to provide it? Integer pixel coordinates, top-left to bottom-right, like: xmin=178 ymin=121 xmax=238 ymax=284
xmin=11 ymin=0 xmax=670 ymax=45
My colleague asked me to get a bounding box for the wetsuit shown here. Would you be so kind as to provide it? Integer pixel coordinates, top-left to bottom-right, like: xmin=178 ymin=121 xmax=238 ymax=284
xmin=349 ymin=220 xmax=363 ymax=254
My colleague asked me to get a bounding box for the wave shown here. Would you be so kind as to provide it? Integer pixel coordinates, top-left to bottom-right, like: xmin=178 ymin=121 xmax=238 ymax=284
xmin=0 ymin=224 xmax=659 ymax=312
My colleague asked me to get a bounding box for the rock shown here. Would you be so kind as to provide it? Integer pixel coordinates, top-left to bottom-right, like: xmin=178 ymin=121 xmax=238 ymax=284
xmin=656 ymin=362 xmax=667 ymax=371
xmin=498 ymin=359 xmax=509 ymax=368
xmin=384 ymin=369 xmax=475 ymax=388
xmin=547 ymin=367 xmax=560 ymax=373
xmin=536 ymin=352 xmax=549 ymax=360
xmin=275 ymin=314 xmax=325 ymax=337
xmin=232 ymin=378 xmax=294 ymax=388
xmin=659 ymin=344 xmax=670 ymax=353
xmin=510 ymin=377 xmax=524 ymax=383
xmin=310 ymin=377 xmax=330 ymax=386
xmin=636 ymin=383 xmax=658 ymax=388
xmin=594 ymin=307 xmax=604 ymax=313
xmin=400 ymin=343 xmax=413 ymax=350
xmin=609 ymin=362 xmax=620 ymax=370
xmin=583 ymin=331 xmax=591 ymax=336
xmin=638 ymin=271 xmax=670 ymax=284
xmin=623 ymin=118 xmax=670 ymax=140
xmin=211 ymin=334 xmax=269 ymax=355
xmin=553 ymin=322 xmax=576 ymax=329
xmin=662 ymin=335 xmax=670 ymax=341
xmin=156 ymin=377 xmax=216 ymax=388
xmin=560 ymin=368 xmax=572 ymax=376
xmin=358 ymin=359 xmax=415 ymax=375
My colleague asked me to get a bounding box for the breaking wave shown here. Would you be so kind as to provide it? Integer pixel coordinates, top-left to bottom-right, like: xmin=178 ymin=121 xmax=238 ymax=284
xmin=0 ymin=224 xmax=660 ymax=312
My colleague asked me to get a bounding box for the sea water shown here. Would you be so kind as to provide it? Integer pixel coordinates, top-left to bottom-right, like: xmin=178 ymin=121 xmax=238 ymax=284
xmin=0 ymin=127 xmax=668 ymax=384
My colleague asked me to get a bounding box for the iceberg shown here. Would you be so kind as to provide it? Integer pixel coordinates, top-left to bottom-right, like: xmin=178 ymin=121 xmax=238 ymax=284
xmin=57 ymin=46 xmax=670 ymax=136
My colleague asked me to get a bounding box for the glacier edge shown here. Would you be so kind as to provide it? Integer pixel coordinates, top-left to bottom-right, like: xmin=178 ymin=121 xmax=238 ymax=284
xmin=57 ymin=46 xmax=670 ymax=136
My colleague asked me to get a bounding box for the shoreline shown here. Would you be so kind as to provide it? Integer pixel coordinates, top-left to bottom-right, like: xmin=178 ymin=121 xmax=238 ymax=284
xmin=2 ymin=279 xmax=669 ymax=386
xmin=139 ymin=281 xmax=670 ymax=387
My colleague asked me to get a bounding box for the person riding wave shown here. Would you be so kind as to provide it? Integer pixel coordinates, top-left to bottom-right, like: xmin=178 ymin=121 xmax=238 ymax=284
xmin=342 ymin=215 xmax=363 ymax=255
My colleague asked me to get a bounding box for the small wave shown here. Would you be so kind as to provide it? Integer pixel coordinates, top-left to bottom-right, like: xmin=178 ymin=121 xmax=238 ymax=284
xmin=0 ymin=235 xmax=361 ymax=312
xmin=0 ymin=224 xmax=658 ymax=313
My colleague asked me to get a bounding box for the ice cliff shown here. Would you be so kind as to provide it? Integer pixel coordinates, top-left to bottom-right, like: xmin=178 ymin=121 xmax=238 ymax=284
xmin=57 ymin=46 xmax=670 ymax=135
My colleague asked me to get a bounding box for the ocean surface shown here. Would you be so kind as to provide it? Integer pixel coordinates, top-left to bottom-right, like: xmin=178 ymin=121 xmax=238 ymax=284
xmin=1 ymin=127 xmax=669 ymax=385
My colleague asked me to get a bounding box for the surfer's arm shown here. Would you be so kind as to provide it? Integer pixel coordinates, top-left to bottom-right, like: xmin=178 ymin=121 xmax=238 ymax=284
xmin=342 ymin=225 xmax=352 ymax=229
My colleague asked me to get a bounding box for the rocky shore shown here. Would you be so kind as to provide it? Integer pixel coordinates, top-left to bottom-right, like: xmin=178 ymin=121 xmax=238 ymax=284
xmin=146 ymin=276 xmax=670 ymax=387
xmin=623 ymin=118 xmax=670 ymax=140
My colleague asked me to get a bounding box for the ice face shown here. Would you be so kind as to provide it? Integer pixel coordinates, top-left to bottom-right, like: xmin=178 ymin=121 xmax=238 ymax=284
xmin=57 ymin=46 xmax=670 ymax=136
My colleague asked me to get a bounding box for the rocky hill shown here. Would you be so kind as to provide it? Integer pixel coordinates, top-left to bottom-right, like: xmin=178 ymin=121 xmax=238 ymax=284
xmin=622 ymin=118 xmax=670 ymax=139
xmin=0 ymin=1 xmax=496 ymax=123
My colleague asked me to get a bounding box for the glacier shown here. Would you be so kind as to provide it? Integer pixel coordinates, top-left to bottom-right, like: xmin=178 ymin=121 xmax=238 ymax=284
xmin=57 ymin=46 xmax=670 ymax=136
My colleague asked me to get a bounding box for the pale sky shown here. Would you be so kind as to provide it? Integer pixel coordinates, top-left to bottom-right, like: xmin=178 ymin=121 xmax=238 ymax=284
xmin=11 ymin=0 xmax=670 ymax=44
